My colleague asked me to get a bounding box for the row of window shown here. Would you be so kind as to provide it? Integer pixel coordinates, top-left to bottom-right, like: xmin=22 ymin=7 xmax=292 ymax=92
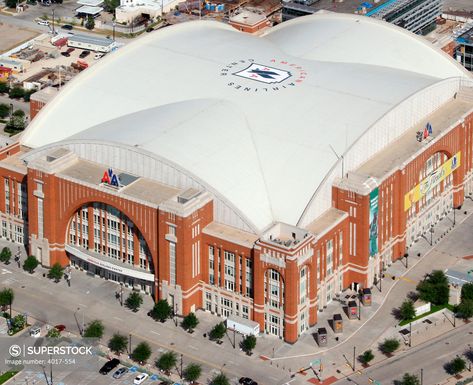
xmin=4 ymin=179 xmax=27 ymax=220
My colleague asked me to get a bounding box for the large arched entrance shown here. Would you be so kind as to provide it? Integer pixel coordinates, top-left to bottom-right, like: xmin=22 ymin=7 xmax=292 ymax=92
xmin=66 ymin=203 xmax=155 ymax=294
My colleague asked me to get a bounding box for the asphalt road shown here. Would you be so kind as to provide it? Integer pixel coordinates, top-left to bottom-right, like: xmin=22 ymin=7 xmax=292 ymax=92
xmin=0 ymin=255 xmax=291 ymax=385
xmin=335 ymin=322 xmax=473 ymax=385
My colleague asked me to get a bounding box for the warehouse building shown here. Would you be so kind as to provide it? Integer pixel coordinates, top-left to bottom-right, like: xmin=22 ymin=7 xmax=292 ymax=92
xmin=1 ymin=14 xmax=472 ymax=343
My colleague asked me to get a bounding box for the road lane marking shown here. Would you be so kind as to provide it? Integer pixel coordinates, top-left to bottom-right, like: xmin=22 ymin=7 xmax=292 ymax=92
xmin=189 ymin=345 xmax=198 ymax=350
xmin=151 ymin=331 xmax=160 ymax=335
xmin=78 ymin=303 xmax=88 ymax=307
xmin=113 ymin=316 xmax=123 ymax=321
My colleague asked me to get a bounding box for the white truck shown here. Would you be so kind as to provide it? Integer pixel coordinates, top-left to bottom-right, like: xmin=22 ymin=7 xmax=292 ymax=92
xmin=226 ymin=315 xmax=259 ymax=336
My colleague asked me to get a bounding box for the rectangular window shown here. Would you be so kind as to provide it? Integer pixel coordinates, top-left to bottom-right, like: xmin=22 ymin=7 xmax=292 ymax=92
xmin=209 ymin=246 xmax=214 ymax=285
xmin=169 ymin=242 xmax=176 ymax=285
xmin=37 ymin=198 xmax=44 ymax=239
xmin=168 ymin=224 xmax=176 ymax=236
xmin=326 ymin=239 xmax=333 ymax=276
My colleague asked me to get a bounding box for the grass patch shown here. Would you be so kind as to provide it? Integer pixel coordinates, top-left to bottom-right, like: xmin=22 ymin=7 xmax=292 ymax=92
xmin=399 ymin=304 xmax=454 ymax=326
xmin=0 ymin=371 xmax=18 ymax=384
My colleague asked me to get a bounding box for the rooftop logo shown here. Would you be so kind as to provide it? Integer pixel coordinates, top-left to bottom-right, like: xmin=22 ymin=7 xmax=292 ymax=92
xmin=220 ymin=58 xmax=307 ymax=93
xmin=101 ymin=168 xmax=121 ymax=187
xmin=233 ymin=63 xmax=291 ymax=84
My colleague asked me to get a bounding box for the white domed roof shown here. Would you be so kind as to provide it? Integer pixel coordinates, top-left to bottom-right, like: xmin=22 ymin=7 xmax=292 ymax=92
xmin=21 ymin=15 xmax=470 ymax=232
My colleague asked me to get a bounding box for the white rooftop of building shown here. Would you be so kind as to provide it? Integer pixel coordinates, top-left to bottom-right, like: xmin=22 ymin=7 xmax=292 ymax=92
xmin=76 ymin=5 xmax=103 ymax=14
xmin=21 ymin=13 xmax=472 ymax=232
xmin=77 ymin=0 xmax=103 ymax=6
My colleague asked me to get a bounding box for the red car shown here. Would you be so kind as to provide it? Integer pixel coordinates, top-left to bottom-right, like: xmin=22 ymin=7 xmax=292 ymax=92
xmin=54 ymin=324 xmax=66 ymax=332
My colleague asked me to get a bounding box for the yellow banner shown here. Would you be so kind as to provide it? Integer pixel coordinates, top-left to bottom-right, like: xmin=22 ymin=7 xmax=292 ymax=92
xmin=404 ymin=152 xmax=461 ymax=211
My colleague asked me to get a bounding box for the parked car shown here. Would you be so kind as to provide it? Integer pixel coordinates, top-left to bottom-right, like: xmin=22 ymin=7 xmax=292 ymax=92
xmin=61 ymin=24 xmax=73 ymax=30
xmin=60 ymin=52 xmax=70 ymax=57
xmin=112 ymin=367 xmax=128 ymax=379
xmin=133 ymin=373 xmax=149 ymax=384
xmin=66 ymin=48 xmax=75 ymax=54
xmin=239 ymin=378 xmax=258 ymax=385
xmin=36 ymin=19 xmax=49 ymax=26
xmin=79 ymin=50 xmax=90 ymax=59
xmin=29 ymin=326 xmax=41 ymax=337
xmin=99 ymin=358 xmax=120 ymax=375
xmin=94 ymin=52 xmax=104 ymax=60
xmin=54 ymin=324 xmax=66 ymax=332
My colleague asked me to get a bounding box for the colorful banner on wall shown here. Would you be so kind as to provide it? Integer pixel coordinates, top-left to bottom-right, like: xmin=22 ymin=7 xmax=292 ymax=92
xmin=404 ymin=151 xmax=461 ymax=211
xmin=369 ymin=187 xmax=379 ymax=257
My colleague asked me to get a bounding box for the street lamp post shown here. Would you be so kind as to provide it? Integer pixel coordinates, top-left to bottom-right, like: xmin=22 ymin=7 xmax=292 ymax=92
xmin=120 ymin=285 xmax=123 ymax=307
xmin=420 ymin=368 xmax=423 ymax=385
xmin=9 ymin=103 xmax=13 ymax=126
xmin=233 ymin=328 xmax=236 ymax=349
xmin=129 ymin=333 xmax=132 ymax=355
xmin=180 ymin=353 xmax=183 ymax=379
xmin=353 ymin=346 xmax=356 ymax=372
xmin=409 ymin=321 xmax=412 ymax=347
xmin=52 ymin=8 xmax=55 ymax=35
xmin=112 ymin=21 xmax=116 ymax=41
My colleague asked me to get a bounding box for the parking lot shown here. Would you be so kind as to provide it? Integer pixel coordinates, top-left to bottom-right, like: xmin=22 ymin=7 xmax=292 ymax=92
xmin=12 ymin=351 xmax=174 ymax=385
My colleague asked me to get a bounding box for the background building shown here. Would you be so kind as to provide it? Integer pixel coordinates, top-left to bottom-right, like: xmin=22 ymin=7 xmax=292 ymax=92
xmin=0 ymin=15 xmax=472 ymax=343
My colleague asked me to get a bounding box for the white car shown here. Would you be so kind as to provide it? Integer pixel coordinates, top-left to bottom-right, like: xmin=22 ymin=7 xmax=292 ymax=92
xmin=36 ymin=19 xmax=49 ymax=26
xmin=133 ymin=373 xmax=149 ymax=384
xmin=29 ymin=326 xmax=41 ymax=337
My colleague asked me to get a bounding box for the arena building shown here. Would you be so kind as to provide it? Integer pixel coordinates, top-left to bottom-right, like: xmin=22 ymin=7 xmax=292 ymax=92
xmin=1 ymin=13 xmax=472 ymax=343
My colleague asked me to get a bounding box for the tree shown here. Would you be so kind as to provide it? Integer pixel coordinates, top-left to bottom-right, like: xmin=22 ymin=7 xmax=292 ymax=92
xmin=0 ymin=83 xmax=9 ymax=94
xmin=125 ymin=292 xmax=143 ymax=312
xmin=150 ymin=299 xmax=172 ymax=322
xmin=83 ymin=320 xmax=104 ymax=339
xmin=359 ymin=350 xmax=374 ymax=365
xmin=10 ymin=314 xmax=26 ymax=329
xmin=183 ymin=363 xmax=201 ymax=384
xmin=108 ymin=333 xmax=127 ymax=355
xmin=5 ymin=115 xmax=26 ymax=133
xmin=0 ymin=247 xmax=12 ymax=264
xmin=417 ymin=270 xmax=449 ymax=305
xmin=132 ymin=342 xmax=152 ymax=363
xmin=210 ymin=373 xmax=230 ymax=385
xmin=380 ymin=338 xmax=400 ymax=354
xmin=448 ymin=357 xmax=466 ymax=375
xmin=398 ymin=373 xmax=420 ymax=385
xmin=155 ymin=351 xmax=177 ymax=373
xmin=5 ymin=0 xmax=17 ymax=8
xmin=0 ymin=104 xmax=9 ymax=119
xmin=0 ymin=288 xmax=14 ymax=318
xmin=461 ymin=283 xmax=473 ymax=302
xmin=209 ymin=322 xmax=226 ymax=341
xmin=13 ymin=109 xmax=24 ymax=118
xmin=85 ymin=15 xmax=95 ymax=30
xmin=8 ymin=87 xmax=25 ymax=99
xmin=103 ymin=0 xmax=120 ymax=12
xmin=400 ymin=299 xmax=416 ymax=321
xmin=23 ymin=255 xmax=39 ymax=273
xmin=457 ymin=299 xmax=473 ymax=319
xmin=47 ymin=262 xmax=64 ymax=282
xmin=181 ymin=312 xmax=199 ymax=332
xmin=47 ymin=327 xmax=61 ymax=338
xmin=240 ymin=335 xmax=257 ymax=355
